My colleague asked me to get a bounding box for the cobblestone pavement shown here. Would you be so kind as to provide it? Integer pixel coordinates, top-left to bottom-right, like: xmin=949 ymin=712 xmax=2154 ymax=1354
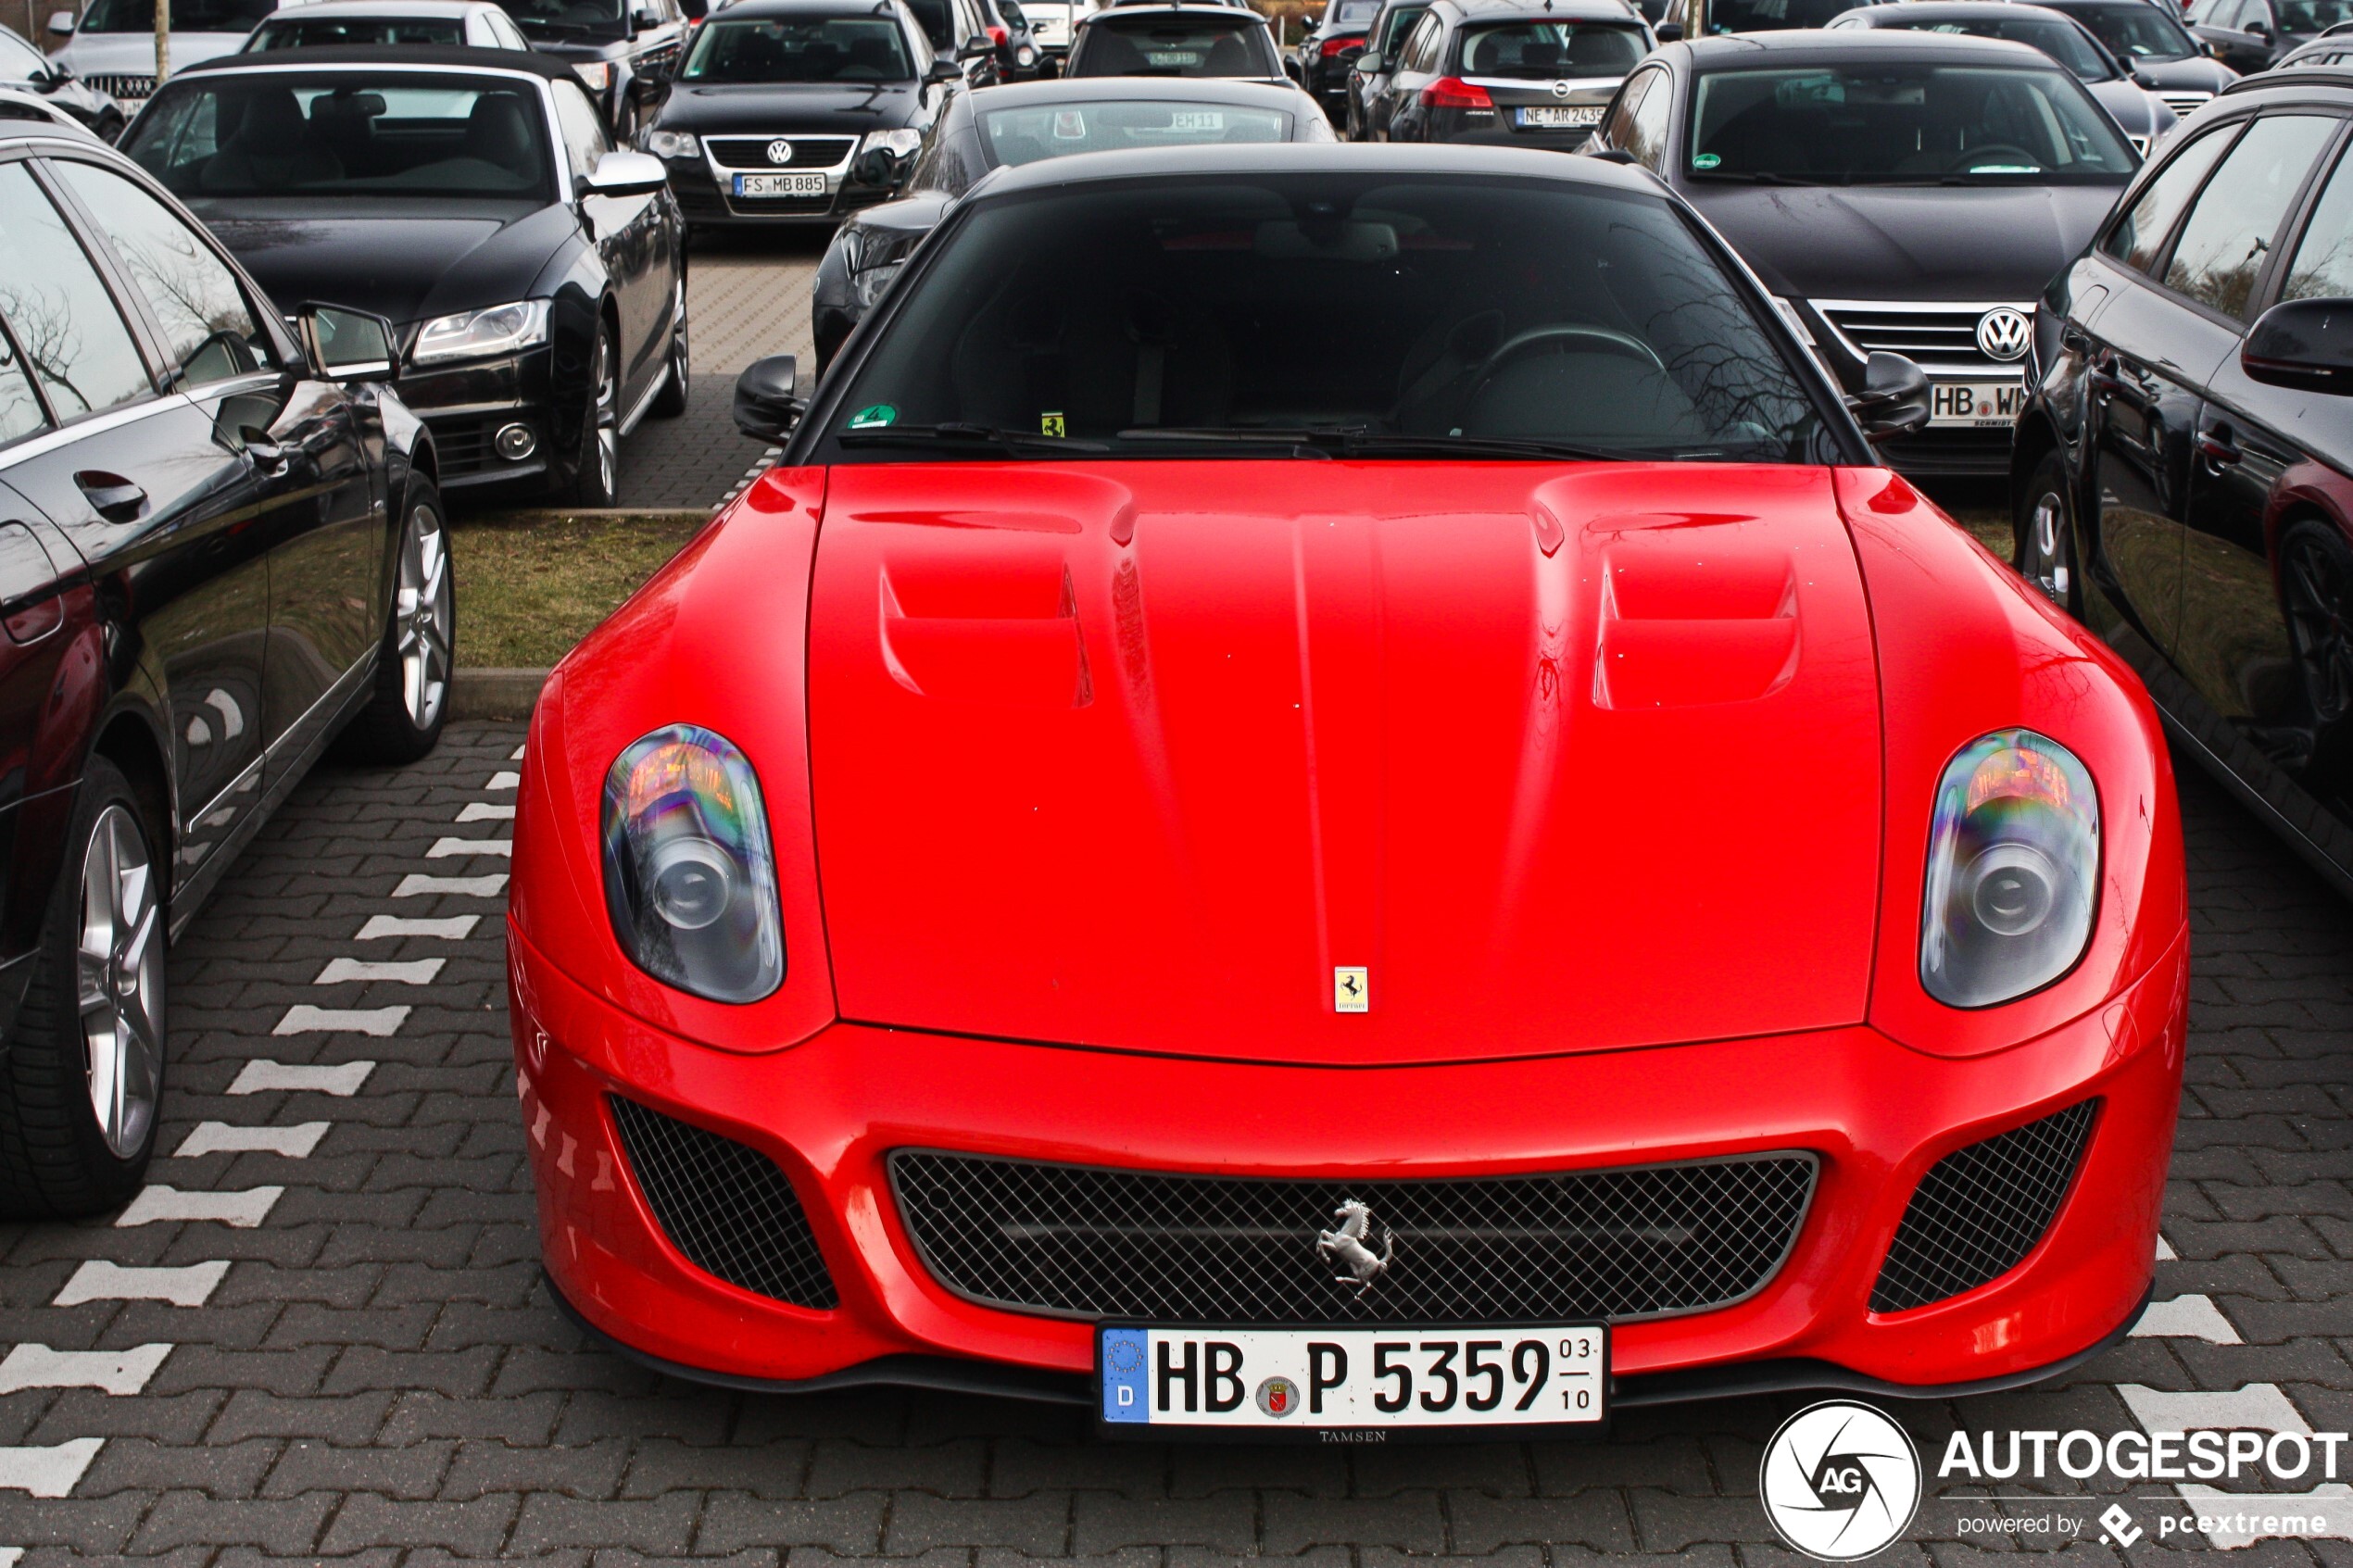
xmin=0 ymin=718 xmax=2341 ymax=1564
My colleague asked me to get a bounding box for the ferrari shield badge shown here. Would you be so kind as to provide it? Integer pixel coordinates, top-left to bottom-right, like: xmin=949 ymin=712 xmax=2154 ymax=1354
xmin=1333 ymin=965 xmax=1368 ymax=1012
xmin=1040 ymin=411 xmax=1066 ymax=438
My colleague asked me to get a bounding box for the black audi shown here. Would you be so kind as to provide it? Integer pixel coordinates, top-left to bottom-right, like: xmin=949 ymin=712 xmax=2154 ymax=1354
xmin=640 ymin=0 xmax=963 ymax=229
xmin=812 ymin=75 xmax=1332 ymax=369
xmin=1360 ymin=0 xmax=1652 ymax=148
xmin=1583 ymin=29 xmax=2137 ymax=474
xmin=121 ymin=47 xmax=689 ymax=505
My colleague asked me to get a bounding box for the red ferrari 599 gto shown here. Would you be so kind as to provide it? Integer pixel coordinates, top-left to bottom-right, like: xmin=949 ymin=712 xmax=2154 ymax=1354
xmin=509 ymin=145 xmax=2189 ymax=1434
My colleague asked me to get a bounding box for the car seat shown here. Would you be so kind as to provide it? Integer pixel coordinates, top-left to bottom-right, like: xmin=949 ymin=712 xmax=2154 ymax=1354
xmin=463 ymin=93 xmax=538 ymax=181
xmin=1565 ymin=27 xmax=1622 ymax=69
xmin=200 ymin=86 xmax=344 ymax=192
xmin=1202 ymin=31 xmax=1252 ymax=71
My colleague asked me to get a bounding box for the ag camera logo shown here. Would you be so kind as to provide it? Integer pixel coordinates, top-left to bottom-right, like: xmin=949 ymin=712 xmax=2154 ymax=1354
xmin=1760 ymin=1400 xmax=1923 ymax=1561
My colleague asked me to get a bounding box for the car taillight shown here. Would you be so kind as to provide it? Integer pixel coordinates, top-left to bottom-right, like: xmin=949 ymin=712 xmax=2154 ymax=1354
xmin=988 ymin=23 xmax=1008 ymax=44
xmin=1418 ymin=75 xmax=1491 ymax=107
xmin=1319 ymin=32 xmax=1362 ymax=54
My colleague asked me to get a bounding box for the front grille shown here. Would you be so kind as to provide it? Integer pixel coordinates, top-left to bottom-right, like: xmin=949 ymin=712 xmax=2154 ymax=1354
xmin=86 ymin=72 xmax=156 ymax=101
xmin=1818 ymin=299 xmax=2033 ymax=374
xmin=427 ymin=416 xmax=495 ymax=478
xmin=891 ymin=1149 xmax=1818 ymax=1324
xmin=723 ymin=193 xmax=837 ymax=218
xmin=608 ymin=1097 xmax=838 ymax=1309
xmin=1870 ymin=1100 xmax=2097 ymax=1314
xmin=2158 ymin=90 xmax=2212 ymax=117
xmin=706 ymin=134 xmax=856 ymax=169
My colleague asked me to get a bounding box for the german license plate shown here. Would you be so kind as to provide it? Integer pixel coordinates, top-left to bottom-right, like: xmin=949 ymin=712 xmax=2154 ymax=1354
xmin=1097 ymin=1324 xmax=1606 ymax=1436
xmin=1517 ymin=105 xmax=1602 ymax=128
xmin=734 ymin=172 xmax=828 ymax=197
xmin=1929 ymin=379 xmax=2025 ymax=428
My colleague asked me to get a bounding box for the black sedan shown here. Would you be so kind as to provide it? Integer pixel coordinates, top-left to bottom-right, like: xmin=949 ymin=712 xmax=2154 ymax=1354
xmin=2012 ymin=65 xmax=2353 ymax=897
xmin=1364 ymin=0 xmax=1651 ymax=148
xmin=122 ymin=47 xmax=689 ymax=505
xmin=640 ymin=0 xmax=964 ymax=229
xmin=0 ymin=21 xmax=123 ymax=139
xmin=1583 ymin=29 xmax=2137 ymax=475
xmin=1063 ymin=4 xmax=1289 ymax=77
xmin=2187 ymin=0 xmax=2350 ymax=72
xmin=504 ymin=0 xmax=690 ymax=140
xmin=1297 ymin=0 xmax=1383 ymax=118
xmin=1993 ymin=0 xmax=2234 ymax=123
xmin=1345 ymin=0 xmax=1429 ymax=138
xmin=0 ymin=119 xmax=447 ymax=1213
xmin=812 ymin=75 xmax=1332 ymax=369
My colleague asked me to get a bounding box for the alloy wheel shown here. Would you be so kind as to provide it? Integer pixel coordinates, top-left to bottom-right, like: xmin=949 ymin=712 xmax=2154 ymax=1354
xmin=2284 ymin=528 xmax=2353 ymax=725
xmin=76 ymin=805 xmax=160 ymax=1160
xmin=671 ymin=280 xmax=690 ymax=387
xmin=592 ymin=329 xmax=618 ymax=500
xmin=396 ymin=501 xmax=452 ymax=730
xmin=2023 ymin=490 xmax=2071 ymax=606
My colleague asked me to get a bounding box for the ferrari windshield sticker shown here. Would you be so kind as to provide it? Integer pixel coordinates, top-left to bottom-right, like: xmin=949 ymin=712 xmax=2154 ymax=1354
xmin=848 ymin=404 xmax=897 ymax=430
xmin=1040 ymin=411 xmax=1067 ymax=437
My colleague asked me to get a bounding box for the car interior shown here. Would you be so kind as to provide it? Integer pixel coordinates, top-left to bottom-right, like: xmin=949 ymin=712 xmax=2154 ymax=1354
xmin=1457 ymin=22 xmax=1646 ymax=77
xmin=682 ymin=18 xmax=915 ymax=82
xmin=1074 ymin=17 xmax=1270 ymax=74
xmin=248 ymin=17 xmax=470 ymax=46
xmin=978 ymin=101 xmax=1290 ymax=162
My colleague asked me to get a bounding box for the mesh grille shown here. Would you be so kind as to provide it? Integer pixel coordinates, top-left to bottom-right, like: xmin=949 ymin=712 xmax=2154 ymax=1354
xmin=1871 ymin=1100 xmax=2096 ymax=1314
xmin=890 ymin=1150 xmax=1817 ymax=1324
xmin=607 ymin=1097 xmax=837 ymax=1309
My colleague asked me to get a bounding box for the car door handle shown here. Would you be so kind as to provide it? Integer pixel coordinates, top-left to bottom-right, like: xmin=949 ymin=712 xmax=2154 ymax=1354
xmin=2196 ymin=425 xmax=2243 ymax=468
xmin=72 ymin=470 xmax=146 ymax=523
xmin=2060 ymin=323 xmax=2092 ymax=356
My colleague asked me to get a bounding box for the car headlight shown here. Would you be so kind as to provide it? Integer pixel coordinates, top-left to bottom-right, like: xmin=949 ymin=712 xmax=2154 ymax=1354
xmin=644 ymin=128 xmax=698 ymax=157
xmin=410 ymin=299 xmax=549 ymax=366
xmin=601 ymin=725 xmax=784 ymax=1004
xmin=860 ymin=127 xmax=923 ymax=162
xmin=1016 ymin=42 xmax=1037 ymax=63
xmin=574 ymin=59 xmax=613 ymax=91
xmin=852 ymin=259 xmax=904 ymax=309
xmin=1919 ymin=729 xmax=2099 ymax=1008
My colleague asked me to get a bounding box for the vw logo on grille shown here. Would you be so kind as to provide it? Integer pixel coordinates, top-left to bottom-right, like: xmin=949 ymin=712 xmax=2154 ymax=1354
xmin=765 ymin=139 xmax=795 ymax=165
xmin=1976 ymin=307 xmax=2032 ymax=362
xmin=1551 ymin=78 xmax=1572 ymax=98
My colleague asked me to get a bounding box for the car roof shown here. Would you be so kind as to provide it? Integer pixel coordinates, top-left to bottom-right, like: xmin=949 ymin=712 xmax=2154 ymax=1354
xmin=972 ymin=138 xmax=1668 ymax=196
xmin=177 ymin=42 xmax=577 ymax=78
xmin=255 ymin=0 xmax=488 ymax=15
xmin=705 ymin=0 xmax=908 ymax=17
xmin=1434 ymin=0 xmax=1645 ymax=15
xmin=0 ymin=115 xmax=132 ymax=149
xmin=1849 ymin=1 xmax=2091 ymax=19
xmin=0 ymin=85 xmax=99 ymax=134
xmin=2221 ymin=61 xmax=2353 ymax=94
xmin=1076 ymin=5 xmax=1268 ymax=22
xmin=1680 ymin=27 xmax=2064 ymax=65
xmin=967 ymin=74 xmax=1313 ymax=105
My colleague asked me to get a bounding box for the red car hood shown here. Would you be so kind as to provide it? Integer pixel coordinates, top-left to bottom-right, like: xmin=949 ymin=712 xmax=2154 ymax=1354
xmin=806 ymin=460 xmax=1883 ymax=1067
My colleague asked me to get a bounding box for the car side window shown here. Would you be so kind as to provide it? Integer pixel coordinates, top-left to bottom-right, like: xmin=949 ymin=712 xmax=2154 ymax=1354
xmin=2278 ymin=135 xmax=2353 ymax=300
xmin=1398 ymin=10 xmax=1439 ymax=70
xmin=52 ymin=158 xmax=279 ymax=391
xmin=552 ymin=81 xmax=614 ymax=182
xmin=1625 ymin=67 xmax=1673 ymax=169
xmin=0 ymin=329 xmax=49 ymax=447
xmin=0 ymin=163 xmax=155 ymax=420
xmin=2102 ymin=123 xmax=2240 ymax=275
xmin=1599 ymin=68 xmax=1652 ymax=148
xmin=2163 ymin=114 xmax=2339 ymax=319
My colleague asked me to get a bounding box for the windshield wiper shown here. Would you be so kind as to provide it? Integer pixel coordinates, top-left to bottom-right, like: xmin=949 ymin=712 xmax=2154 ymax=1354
xmin=837 ymin=421 xmax=1111 ymax=455
xmin=1685 ymin=169 xmax=1820 ymax=185
xmin=1114 ymin=427 xmax=1337 ymax=458
xmin=1119 ymin=426 xmax=1641 ymax=462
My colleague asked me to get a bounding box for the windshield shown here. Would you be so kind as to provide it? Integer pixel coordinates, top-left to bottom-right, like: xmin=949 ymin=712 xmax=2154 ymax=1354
xmin=681 ymin=16 xmax=913 ymax=80
xmin=1377 ymin=4 xmax=1425 ymax=47
xmin=1877 ymin=16 xmax=2112 ymax=79
xmin=980 ymin=99 xmax=1289 ymax=162
xmin=1690 ymin=63 xmax=2136 ymax=182
xmin=124 ymin=73 xmax=556 ymax=198
xmin=822 ymin=175 xmax=1831 ymax=462
xmin=505 ymin=0 xmax=624 ymax=39
xmin=2067 ymin=1 xmax=2195 ymax=57
xmin=246 ymin=15 xmax=467 ymax=46
xmin=1702 ymin=0 xmax=1857 ymax=32
xmin=2280 ymin=0 xmax=2353 ymax=29
xmin=1072 ymin=16 xmax=1272 ymax=74
xmin=79 ymin=0 xmax=271 ymax=31
xmin=1327 ymin=0 xmax=1378 ymax=27
xmin=0 ymin=28 xmax=49 ymax=76
xmin=1457 ymin=19 xmax=1646 ymax=75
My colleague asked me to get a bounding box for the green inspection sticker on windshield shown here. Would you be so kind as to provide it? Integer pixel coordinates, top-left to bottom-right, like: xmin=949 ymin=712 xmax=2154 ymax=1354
xmin=848 ymin=404 xmax=897 ymax=430
xmin=1692 ymin=152 xmax=1721 ymax=169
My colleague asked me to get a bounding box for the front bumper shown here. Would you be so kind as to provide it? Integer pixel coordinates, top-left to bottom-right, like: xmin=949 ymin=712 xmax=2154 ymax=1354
xmin=664 ymin=155 xmax=897 ymax=226
xmin=396 ymin=344 xmax=557 ymax=489
xmin=512 ymin=916 xmax=2188 ymax=1402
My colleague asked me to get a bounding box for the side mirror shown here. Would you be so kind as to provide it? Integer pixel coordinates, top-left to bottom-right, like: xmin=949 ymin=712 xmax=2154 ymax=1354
xmin=632 ymin=59 xmax=671 ymax=95
xmin=1282 ymin=56 xmax=1303 ymax=80
xmin=2242 ymin=296 xmax=2353 ymax=392
xmin=1844 ymin=351 xmax=1930 ymax=442
xmin=296 ymin=303 xmax=398 ymax=383
xmin=630 ymin=3 xmax=659 ymax=25
xmin=854 ymin=145 xmax=897 ymax=184
xmin=581 ymin=148 xmax=668 ymax=195
xmin=956 ymin=33 xmax=993 ymax=56
xmin=1354 ymin=50 xmax=1379 ymax=70
xmin=45 ymin=8 xmax=72 ymax=35
xmin=734 ymin=354 xmax=803 ymax=441
xmin=1586 ymin=145 xmax=1636 ymax=163
xmin=1654 ymin=19 xmax=1682 ymax=38
xmin=925 ymin=55 xmax=963 ymax=81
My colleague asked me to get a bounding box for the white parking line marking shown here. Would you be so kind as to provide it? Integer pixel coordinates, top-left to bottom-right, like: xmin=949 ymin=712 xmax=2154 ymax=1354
xmin=457 ymin=802 xmax=513 ymax=822
xmin=488 ymin=771 xmax=520 ymax=789
xmin=0 ymin=1545 xmax=23 ymax=1565
xmin=230 ymin=1060 xmax=374 ymax=1096
xmin=115 ymin=1185 xmax=283 ymax=1228
xmin=359 ymin=913 xmax=478 ymax=940
xmin=2133 ymin=1294 xmax=2244 ymax=1345
xmin=394 ymin=872 xmax=508 ymax=897
xmin=2175 ymin=1485 xmax=2353 ymax=1548
xmin=2120 ymin=1384 xmax=2311 ymax=1436
xmin=0 ymin=1344 xmax=170 ymax=1395
xmin=0 ymin=1439 xmax=102 ymax=1497
xmin=427 ymin=836 xmax=511 ymax=859
xmin=273 ymin=1004 xmax=409 ymax=1037
xmin=510 ymin=745 xmax=525 ymax=759
xmin=316 ymin=957 xmax=443 ymax=985
xmin=2158 ymin=1234 xmax=2179 ymax=1261
xmin=173 ymin=1122 xmax=329 ymax=1159
xmin=54 ymin=1260 xmax=230 ymax=1307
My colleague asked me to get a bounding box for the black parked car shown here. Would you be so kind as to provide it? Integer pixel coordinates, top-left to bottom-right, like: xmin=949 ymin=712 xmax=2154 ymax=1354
xmin=1298 ymin=0 xmax=1383 ymax=118
xmin=2002 ymin=0 xmax=2234 ymax=123
xmin=1828 ymin=2 xmax=2177 ymax=152
xmin=124 ymin=47 xmax=689 ymax=505
xmin=641 ymin=0 xmax=963 ymax=228
xmin=812 ymin=75 xmax=1333 ymax=368
xmin=1344 ymin=0 xmax=1429 ymax=138
xmin=1660 ymin=0 xmax=1856 ymax=37
xmin=1365 ymin=0 xmax=1651 ymax=147
xmin=2187 ymin=0 xmax=2350 ymax=71
xmin=1583 ymin=30 xmax=2137 ymax=473
xmin=0 ymin=22 xmax=123 ymax=139
xmin=1063 ymin=3 xmax=1288 ymax=76
xmin=504 ymin=0 xmax=689 ymax=138
xmin=904 ymin=0 xmax=1008 ymax=81
xmin=0 ymin=119 xmax=448 ymax=1213
xmin=2014 ymin=65 xmax=2353 ymax=897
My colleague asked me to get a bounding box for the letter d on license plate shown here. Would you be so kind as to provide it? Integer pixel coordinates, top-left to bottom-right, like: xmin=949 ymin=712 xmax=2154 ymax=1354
xmin=1097 ymin=1324 xmax=1606 ymax=1436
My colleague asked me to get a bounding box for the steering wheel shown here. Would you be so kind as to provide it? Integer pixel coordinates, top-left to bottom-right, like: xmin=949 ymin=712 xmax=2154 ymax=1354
xmin=1952 ymin=143 xmax=2044 ymax=171
xmin=1458 ymin=324 xmax=1663 ymax=424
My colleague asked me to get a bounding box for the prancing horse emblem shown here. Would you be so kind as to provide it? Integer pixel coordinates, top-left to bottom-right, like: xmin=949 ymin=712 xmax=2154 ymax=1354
xmin=1318 ymin=1199 xmax=1393 ymax=1290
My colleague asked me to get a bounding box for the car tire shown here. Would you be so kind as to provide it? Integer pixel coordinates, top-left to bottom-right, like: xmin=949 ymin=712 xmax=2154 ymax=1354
xmin=2015 ymin=449 xmax=2082 ymax=615
xmin=650 ymin=277 xmax=689 ymax=419
xmin=0 ymin=756 xmax=166 ymax=1219
xmin=2280 ymin=518 xmax=2353 ymax=730
xmin=563 ymin=322 xmax=621 ymax=508
xmin=339 ymin=479 xmax=455 ymax=765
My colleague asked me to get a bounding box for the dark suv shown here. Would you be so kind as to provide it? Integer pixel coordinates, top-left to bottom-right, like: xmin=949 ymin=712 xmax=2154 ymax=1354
xmin=2013 ymin=67 xmax=2353 ymax=897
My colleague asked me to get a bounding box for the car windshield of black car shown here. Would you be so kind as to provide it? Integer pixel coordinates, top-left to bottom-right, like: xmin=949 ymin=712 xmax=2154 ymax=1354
xmin=821 ymin=174 xmax=1834 ymax=463
xmin=2069 ymin=1 xmax=2195 ymax=58
xmin=77 ymin=0 xmax=271 ymax=31
xmin=1076 ymin=17 xmax=1268 ymax=75
xmin=980 ymin=98 xmax=1289 ymax=162
xmin=2282 ymin=0 xmax=2353 ymax=28
xmin=1703 ymin=0 xmax=1856 ymax=32
xmin=249 ymin=17 xmax=470 ymax=47
xmin=1689 ymin=64 xmax=2136 ymax=182
xmin=123 ymin=73 xmax=559 ymax=201
xmin=681 ymin=17 xmax=915 ymax=82
xmin=1457 ymin=20 xmax=1646 ymax=77
xmin=1887 ymin=17 xmax=2114 ymax=79
xmin=507 ymin=0 xmax=626 ymax=39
